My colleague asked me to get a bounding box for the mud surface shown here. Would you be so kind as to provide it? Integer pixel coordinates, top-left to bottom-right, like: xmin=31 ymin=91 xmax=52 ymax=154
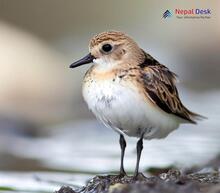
xmin=55 ymin=167 xmax=220 ymax=193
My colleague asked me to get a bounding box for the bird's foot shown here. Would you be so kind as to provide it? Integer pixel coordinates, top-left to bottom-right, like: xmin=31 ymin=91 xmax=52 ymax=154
xmin=118 ymin=170 xmax=127 ymax=178
xmin=132 ymin=172 xmax=147 ymax=181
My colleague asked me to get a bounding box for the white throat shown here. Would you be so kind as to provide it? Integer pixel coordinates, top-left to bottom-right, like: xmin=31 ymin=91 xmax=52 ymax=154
xmin=93 ymin=58 xmax=118 ymax=71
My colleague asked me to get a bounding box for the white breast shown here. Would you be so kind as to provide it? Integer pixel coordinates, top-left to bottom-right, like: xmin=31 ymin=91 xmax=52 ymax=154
xmin=82 ymin=77 xmax=180 ymax=139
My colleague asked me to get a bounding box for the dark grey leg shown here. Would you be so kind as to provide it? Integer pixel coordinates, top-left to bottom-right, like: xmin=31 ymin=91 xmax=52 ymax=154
xmin=119 ymin=134 xmax=126 ymax=176
xmin=134 ymin=134 xmax=144 ymax=177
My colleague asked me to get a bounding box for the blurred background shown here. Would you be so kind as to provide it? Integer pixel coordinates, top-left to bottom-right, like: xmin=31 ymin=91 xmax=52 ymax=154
xmin=0 ymin=0 xmax=220 ymax=181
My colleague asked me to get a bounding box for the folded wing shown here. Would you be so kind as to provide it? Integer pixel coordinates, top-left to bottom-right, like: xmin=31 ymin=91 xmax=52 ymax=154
xmin=140 ymin=52 xmax=204 ymax=123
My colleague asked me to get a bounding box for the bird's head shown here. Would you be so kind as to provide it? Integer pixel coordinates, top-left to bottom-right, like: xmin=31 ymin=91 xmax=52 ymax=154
xmin=70 ymin=31 xmax=145 ymax=71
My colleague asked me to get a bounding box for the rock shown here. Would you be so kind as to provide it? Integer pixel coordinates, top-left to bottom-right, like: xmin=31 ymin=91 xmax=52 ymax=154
xmin=54 ymin=170 xmax=220 ymax=193
xmin=55 ymin=186 xmax=77 ymax=193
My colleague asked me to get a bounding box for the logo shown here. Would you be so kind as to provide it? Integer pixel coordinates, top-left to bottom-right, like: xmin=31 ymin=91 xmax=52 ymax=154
xmin=175 ymin=8 xmax=211 ymax=15
xmin=163 ymin=10 xmax=172 ymax=18
xmin=163 ymin=8 xmax=211 ymax=19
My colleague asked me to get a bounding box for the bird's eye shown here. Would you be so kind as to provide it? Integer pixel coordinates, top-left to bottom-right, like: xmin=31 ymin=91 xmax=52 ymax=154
xmin=102 ymin=44 xmax=112 ymax=53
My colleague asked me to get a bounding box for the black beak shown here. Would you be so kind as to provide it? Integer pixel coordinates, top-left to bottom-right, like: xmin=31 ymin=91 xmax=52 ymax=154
xmin=70 ymin=53 xmax=95 ymax=68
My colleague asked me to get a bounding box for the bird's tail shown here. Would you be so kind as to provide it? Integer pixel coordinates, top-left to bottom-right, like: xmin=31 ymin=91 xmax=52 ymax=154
xmin=188 ymin=110 xmax=207 ymax=124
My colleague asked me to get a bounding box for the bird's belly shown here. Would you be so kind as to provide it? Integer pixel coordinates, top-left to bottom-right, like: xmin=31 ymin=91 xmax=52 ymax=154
xmin=83 ymin=80 xmax=179 ymax=139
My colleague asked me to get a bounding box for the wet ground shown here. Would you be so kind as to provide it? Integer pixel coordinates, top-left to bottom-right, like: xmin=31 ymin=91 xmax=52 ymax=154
xmin=1 ymin=156 xmax=219 ymax=193
xmin=56 ymin=156 xmax=220 ymax=193
xmin=57 ymin=172 xmax=220 ymax=193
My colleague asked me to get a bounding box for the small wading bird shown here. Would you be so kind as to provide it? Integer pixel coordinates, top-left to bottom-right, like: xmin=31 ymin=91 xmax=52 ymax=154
xmin=70 ymin=31 xmax=203 ymax=178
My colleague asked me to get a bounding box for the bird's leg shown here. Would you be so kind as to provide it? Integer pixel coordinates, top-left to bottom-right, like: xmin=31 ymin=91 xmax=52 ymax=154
xmin=134 ymin=134 xmax=144 ymax=178
xmin=119 ymin=134 xmax=127 ymax=176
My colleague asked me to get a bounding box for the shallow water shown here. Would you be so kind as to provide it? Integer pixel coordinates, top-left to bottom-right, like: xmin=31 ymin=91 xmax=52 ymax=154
xmin=0 ymin=172 xmax=91 ymax=193
xmin=0 ymin=89 xmax=220 ymax=192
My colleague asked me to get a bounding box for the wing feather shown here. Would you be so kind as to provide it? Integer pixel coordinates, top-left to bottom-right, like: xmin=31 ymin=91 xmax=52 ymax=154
xmin=139 ymin=52 xmax=204 ymax=123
